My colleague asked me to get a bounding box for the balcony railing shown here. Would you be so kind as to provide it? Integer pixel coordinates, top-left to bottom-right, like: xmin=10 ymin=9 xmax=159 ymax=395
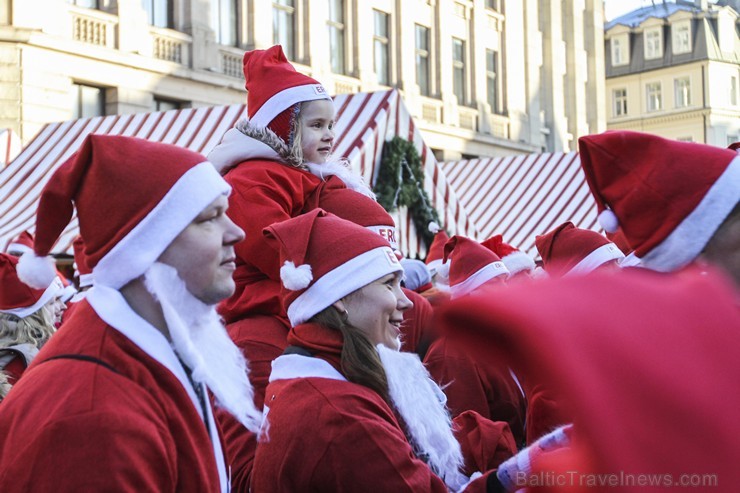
xmin=69 ymin=5 xmax=118 ymax=49
xmin=488 ymin=112 xmax=509 ymax=139
xmin=333 ymin=75 xmax=361 ymax=95
xmin=458 ymin=106 xmax=478 ymax=131
xmin=150 ymin=27 xmax=191 ymax=65
xmin=420 ymin=97 xmax=443 ymax=124
xmin=219 ymin=46 xmax=243 ymax=78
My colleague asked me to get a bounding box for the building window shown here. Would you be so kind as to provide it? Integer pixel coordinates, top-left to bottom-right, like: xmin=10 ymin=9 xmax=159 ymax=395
xmin=484 ymin=0 xmax=499 ymax=10
xmin=644 ymin=27 xmax=662 ymax=60
xmin=674 ymin=77 xmax=691 ymax=108
xmin=70 ymin=0 xmax=100 ymax=8
xmin=486 ymin=49 xmax=500 ymax=114
xmin=452 ymin=38 xmax=466 ymax=105
xmin=213 ymin=0 xmax=237 ymax=46
xmin=153 ymin=98 xmax=182 ymax=112
xmin=453 ymin=2 xmax=467 ymax=18
xmin=415 ymin=25 xmax=430 ymax=96
xmin=731 ymin=76 xmax=738 ymax=106
xmin=727 ymin=134 xmax=738 ymax=147
xmin=373 ymin=10 xmax=390 ymax=86
xmin=672 ymin=21 xmax=691 ymax=54
xmin=141 ymin=0 xmax=173 ymax=29
xmin=613 ymin=88 xmax=627 ymax=117
xmin=273 ymin=0 xmax=295 ymax=60
xmin=611 ymin=34 xmax=628 ymax=66
xmin=71 ymin=83 xmax=105 ymax=119
xmin=646 ymin=82 xmax=662 ymax=112
xmin=327 ymin=0 xmax=346 ymax=74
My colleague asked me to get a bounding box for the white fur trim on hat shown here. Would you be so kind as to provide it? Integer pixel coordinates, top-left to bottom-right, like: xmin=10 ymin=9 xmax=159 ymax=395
xmin=287 ymin=246 xmax=403 ymax=326
xmin=450 ymin=261 xmax=509 ymax=299
xmin=640 ymin=155 xmax=740 ymax=273
xmin=78 ymin=273 xmax=94 ymax=289
xmin=366 ymin=225 xmax=398 ymax=250
xmin=250 ymin=84 xmax=331 ymax=128
xmin=6 ymin=242 xmax=33 ymax=255
xmin=0 ymin=278 xmax=60 ymax=319
xmin=16 ymin=253 xmax=57 ymax=290
xmin=428 ymin=221 xmax=441 ymax=234
xmin=619 ymin=252 xmax=643 ymax=268
xmin=598 ymin=209 xmax=619 ymax=234
xmin=502 ymin=251 xmax=536 ymax=275
xmin=564 ymin=243 xmax=624 ymax=277
xmin=93 ymin=161 xmax=230 ymax=290
xmin=280 ymin=261 xmax=313 ymax=290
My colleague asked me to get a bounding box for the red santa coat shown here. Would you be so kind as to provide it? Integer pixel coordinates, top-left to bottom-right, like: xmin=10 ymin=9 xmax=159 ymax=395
xmin=219 ymin=160 xmax=324 ymax=324
xmin=438 ymin=268 xmax=740 ymax=492
xmin=0 ymin=287 xmax=228 ymax=492
xmin=424 ymin=336 xmax=527 ymax=446
xmin=252 ymin=322 xmax=515 ymax=493
xmin=399 ymin=287 xmax=433 ymax=357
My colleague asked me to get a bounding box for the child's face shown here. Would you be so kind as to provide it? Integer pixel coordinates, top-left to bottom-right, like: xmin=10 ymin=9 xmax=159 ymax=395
xmin=298 ymin=100 xmax=335 ymax=164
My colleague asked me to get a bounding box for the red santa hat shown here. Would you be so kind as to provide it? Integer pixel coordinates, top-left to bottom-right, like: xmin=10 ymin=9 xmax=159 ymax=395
xmin=481 ymin=234 xmax=536 ymax=276
xmin=5 ymin=231 xmax=34 ymax=256
xmin=264 ymin=209 xmax=403 ymax=327
xmin=443 ymin=235 xmax=509 ymax=299
xmin=425 ymin=223 xmax=450 ymax=275
xmin=243 ymin=45 xmax=331 ymax=143
xmin=72 ymin=235 xmax=94 ymax=288
xmin=17 ymin=135 xmax=230 ymax=291
xmin=535 ymin=221 xmax=624 ymax=277
xmin=307 ymin=179 xmax=399 ymax=250
xmin=1 ymin=253 xmax=61 ymax=319
xmin=578 ymin=130 xmax=740 ymax=272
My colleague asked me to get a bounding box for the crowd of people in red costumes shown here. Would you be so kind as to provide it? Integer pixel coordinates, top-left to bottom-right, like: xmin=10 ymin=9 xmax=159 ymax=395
xmin=0 ymin=45 xmax=738 ymax=492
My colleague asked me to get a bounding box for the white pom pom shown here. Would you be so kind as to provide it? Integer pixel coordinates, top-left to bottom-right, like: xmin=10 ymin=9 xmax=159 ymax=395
xmin=428 ymin=221 xmax=441 ymax=234
xmin=17 ymin=253 xmax=57 ymax=290
xmin=280 ymin=261 xmax=313 ymax=290
xmin=598 ymin=209 xmax=619 ymax=234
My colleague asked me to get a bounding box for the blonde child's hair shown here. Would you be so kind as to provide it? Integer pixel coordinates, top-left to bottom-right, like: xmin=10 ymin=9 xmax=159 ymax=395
xmin=0 ymin=303 xmax=56 ymax=349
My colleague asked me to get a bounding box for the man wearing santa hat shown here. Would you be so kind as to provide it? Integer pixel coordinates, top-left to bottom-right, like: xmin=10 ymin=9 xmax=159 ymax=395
xmin=0 ymin=135 xmax=262 ymax=491
xmin=578 ymin=130 xmax=739 ymax=288
xmin=423 ymin=235 xmax=527 ymax=446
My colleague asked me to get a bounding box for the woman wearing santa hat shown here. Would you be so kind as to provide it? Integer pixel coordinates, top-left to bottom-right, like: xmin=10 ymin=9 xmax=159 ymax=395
xmin=0 ymin=253 xmax=62 ymax=388
xmin=251 ymin=209 xmax=516 ymax=492
xmin=207 ymin=45 xmax=379 ymax=491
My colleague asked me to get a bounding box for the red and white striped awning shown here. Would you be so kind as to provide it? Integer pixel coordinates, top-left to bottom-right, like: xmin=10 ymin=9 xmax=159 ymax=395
xmin=0 ymin=90 xmax=474 ymax=258
xmin=439 ymin=152 xmax=600 ymax=258
xmin=0 ymin=128 xmax=21 ymax=168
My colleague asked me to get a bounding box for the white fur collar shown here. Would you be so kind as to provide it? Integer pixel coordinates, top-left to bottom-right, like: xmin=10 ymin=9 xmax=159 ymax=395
xmin=207 ymin=127 xmax=283 ymax=174
xmin=269 ymin=354 xmax=347 ymax=382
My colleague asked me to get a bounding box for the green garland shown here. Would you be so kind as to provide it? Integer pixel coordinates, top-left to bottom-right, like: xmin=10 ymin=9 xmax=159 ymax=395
xmin=374 ymin=136 xmax=441 ymax=249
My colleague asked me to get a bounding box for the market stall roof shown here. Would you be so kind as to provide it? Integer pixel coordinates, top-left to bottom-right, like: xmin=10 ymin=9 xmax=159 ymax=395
xmin=0 ymin=90 xmax=475 ymax=259
xmin=439 ymin=152 xmax=600 ymax=258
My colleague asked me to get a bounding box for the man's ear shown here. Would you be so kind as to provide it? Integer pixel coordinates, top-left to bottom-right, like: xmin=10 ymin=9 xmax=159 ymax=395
xmin=331 ymin=300 xmax=346 ymax=313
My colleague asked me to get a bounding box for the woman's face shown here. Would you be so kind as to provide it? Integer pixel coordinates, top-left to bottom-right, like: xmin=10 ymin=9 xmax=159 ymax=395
xmin=45 ymin=296 xmax=66 ymax=328
xmin=341 ymin=272 xmax=413 ymax=350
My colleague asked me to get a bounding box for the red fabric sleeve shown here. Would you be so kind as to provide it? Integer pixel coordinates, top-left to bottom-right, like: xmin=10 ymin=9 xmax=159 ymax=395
xmin=453 ymin=410 xmax=518 ymax=476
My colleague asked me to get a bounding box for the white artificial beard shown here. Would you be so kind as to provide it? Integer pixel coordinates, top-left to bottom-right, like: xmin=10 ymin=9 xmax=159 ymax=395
xmin=144 ymin=263 xmax=262 ymax=434
xmin=305 ymin=159 xmax=377 ymax=200
xmin=376 ymin=344 xmax=468 ymax=492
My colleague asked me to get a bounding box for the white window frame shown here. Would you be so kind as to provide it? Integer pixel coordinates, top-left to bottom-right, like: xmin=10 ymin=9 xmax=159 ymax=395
xmin=731 ymin=75 xmax=738 ymax=106
xmin=674 ymin=77 xmax=691 ymax=108
xmin=646 ymin=81 xmax=662 ymax=112
xmin=373 ymin=9 xmax=390 ymax=86
xmin=644 ymin=27 xmax=663 ymax=60
xmin=611 ymin=34 xmax=629 ymax=67
xmin=327 ymin=0 xmax=346 ymax=74
xmin=415 ymin=24 xmax=431 ymax=97
xmin=613 ymin=88 xmax=627 ymax=117
xmin=672 ymin=21 xmax=691 ymax=55
xmin=273 ymin=0 xmax=296 ymax=60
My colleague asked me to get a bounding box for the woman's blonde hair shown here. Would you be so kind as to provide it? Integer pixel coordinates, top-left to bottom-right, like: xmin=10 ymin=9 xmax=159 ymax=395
xmin=0 ymin=303 xmax=56 ymax=349
xmin=309 ymin=303 xmax=390 ymax=403
xmin=0 ymin=370 xmax=10 ymax=401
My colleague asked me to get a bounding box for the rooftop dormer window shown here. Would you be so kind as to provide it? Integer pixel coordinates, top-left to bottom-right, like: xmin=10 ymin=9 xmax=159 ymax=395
xmin=645 ymin=27 xmax=663 ymax=60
